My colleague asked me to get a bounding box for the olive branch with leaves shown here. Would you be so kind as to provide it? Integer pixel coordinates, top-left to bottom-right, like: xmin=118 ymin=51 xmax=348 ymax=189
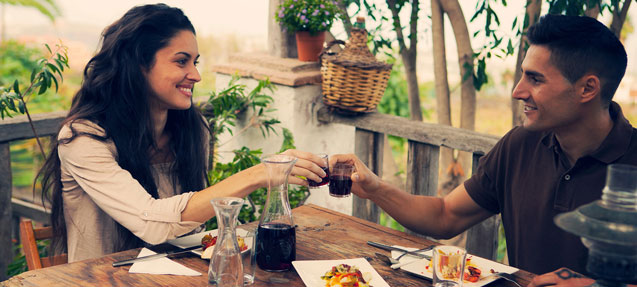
xmin=0 ymin=42 xmax=69 ymax=159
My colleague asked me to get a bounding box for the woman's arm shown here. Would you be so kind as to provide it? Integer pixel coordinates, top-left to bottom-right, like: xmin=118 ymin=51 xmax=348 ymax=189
xmin=181 ymin=149 xmax=327 ymax=222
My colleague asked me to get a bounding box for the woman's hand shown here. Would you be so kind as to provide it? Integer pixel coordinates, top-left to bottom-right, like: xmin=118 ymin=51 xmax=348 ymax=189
xmin=528 ymin=268 xmax=595 ymax=287
xmin=328 ymin=154 xmax=382 ymax=199
xmin=280 ymin=149 xmax=327 ymax=186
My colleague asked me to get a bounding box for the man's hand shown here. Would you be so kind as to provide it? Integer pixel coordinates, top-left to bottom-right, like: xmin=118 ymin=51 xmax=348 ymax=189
xmin=328 ymin=154 xmax=381 ymax=199
xmin=528 ymin=268 xmax=595 ymax=287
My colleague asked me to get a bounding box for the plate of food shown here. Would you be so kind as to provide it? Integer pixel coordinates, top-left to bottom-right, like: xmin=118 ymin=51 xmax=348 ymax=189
xmin=166 ymin=228 xmax=252 ymax=259
xmin=391 ymin=247 xmax=518 ymax=287
xmin=292 ymin=258 xmax=390 ymax=287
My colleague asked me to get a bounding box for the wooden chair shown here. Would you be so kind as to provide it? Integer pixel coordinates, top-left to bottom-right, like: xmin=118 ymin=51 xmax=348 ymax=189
xmin=19 ymin=220 xmax=67 ymax=270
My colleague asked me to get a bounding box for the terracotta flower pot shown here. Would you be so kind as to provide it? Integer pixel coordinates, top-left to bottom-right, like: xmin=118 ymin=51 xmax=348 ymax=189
xmin=295 ymin=31 xmax=326 ymax=62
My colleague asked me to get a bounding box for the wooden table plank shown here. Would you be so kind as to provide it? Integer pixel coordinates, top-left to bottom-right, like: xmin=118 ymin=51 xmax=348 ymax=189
xmin=2 ymin=204 xmax=535 ymax=286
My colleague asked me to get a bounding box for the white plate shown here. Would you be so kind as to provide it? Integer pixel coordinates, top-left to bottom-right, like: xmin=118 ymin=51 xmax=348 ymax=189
xmin=391 ymin=246 xmax=518 ymax=287
xmin=166 ymin=228 xmax=252 ymax=258
xmin=292 ymin=258 xmax=390 ymax=287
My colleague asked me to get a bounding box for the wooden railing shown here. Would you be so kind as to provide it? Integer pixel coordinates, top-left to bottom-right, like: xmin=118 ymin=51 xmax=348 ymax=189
xmin=0 ymin=111 xmax=66 ymax=280
xmin=317 ymin=107 xmax=501 ymax=260
xmin=0 ymin=107 xmax=503 ymax=279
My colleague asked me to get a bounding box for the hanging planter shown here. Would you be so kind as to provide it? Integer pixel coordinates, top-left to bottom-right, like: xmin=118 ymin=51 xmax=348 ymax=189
xmin=295 ymin=31 xmax=325 ymax=62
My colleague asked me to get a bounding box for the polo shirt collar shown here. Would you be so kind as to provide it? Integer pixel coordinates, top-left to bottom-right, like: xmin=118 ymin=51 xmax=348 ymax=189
xmin=539 ymin=101 xmax=633 ymax=163
xmin=589 ymin=101 xmax=633 ymax=163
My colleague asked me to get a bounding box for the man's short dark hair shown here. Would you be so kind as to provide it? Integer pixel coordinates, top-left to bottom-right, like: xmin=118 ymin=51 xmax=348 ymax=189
xmin=526 ymin=14 xmax=627 ymax=107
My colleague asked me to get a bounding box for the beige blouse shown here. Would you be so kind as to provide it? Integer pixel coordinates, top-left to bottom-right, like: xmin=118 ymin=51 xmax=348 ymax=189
xmin=57 ymin=120 xmax=203 ymax=262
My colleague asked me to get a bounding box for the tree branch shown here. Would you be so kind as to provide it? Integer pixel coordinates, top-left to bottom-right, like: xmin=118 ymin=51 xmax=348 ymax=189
xmin=386 ymin=0 xmax=408 ymax=54
xmin=408 ymin=0 xmax=419 ymax=53
xmin=610 ymin=0 xmax=632 ymax=38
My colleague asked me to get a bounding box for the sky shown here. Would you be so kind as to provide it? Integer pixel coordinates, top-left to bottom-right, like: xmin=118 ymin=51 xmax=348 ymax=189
xmin=5 ymin=1 xmax=270 ymax=38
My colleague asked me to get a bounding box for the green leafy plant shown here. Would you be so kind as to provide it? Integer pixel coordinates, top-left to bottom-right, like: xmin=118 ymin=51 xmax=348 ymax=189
xmin=0 ymin=42 xmax=69 ymax=158
xmin=7 ymin=239 xmax=50 ymax=277
xmin=205 ymin=75 xmax=280 ymax=143
xmin=275 ymin=0 xmax=340 ymax=35
xmin=203 ymin=76 xmax=309 ymax=229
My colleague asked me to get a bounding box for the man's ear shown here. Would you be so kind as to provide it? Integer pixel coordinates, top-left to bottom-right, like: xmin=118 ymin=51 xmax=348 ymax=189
xmin=579 ymin=74 xmax=600 ymax=104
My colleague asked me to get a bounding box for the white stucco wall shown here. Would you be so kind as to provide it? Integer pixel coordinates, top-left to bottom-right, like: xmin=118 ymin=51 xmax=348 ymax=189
xmin=214 ymin=74 xmax=356 ymax=215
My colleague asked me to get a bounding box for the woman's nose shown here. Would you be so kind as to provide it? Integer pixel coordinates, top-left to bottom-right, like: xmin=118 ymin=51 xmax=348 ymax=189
xmin=188 ymin=65 xmax=201 ymax=82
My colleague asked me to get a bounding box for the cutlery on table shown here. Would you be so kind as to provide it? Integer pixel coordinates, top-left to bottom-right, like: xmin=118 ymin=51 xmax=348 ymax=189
xmin=375 ymin=252 xmax=398 ymax=266
xmin=479 ymin=272 xmax=523 ymax=287
xmin=396 ymin=245 xmax=435 ymax=260
xmin=112 ymin=245 xmax=200 ymax=267
xmin=367 ymin=241 xmax=432 ymax=259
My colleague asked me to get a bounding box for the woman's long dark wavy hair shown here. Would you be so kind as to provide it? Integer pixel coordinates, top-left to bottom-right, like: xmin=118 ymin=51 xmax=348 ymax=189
xmin=38 ymin=3 xmax=208 ymax=255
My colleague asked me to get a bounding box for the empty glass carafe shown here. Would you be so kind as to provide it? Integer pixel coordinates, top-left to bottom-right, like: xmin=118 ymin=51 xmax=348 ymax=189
xmin=208 ymin=197 xmax=244 ymax=286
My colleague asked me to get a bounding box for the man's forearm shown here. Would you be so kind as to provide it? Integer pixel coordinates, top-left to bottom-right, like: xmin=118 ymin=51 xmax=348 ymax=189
xmin=366 ymin=180 xmax=451 ymax=238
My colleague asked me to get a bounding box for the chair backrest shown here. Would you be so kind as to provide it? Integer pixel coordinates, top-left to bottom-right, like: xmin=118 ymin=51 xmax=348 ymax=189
xmin=19 ymin=220 xmax=68 ymax=270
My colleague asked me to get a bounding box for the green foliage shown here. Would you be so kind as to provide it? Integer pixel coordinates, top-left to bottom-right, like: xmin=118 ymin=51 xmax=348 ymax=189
xmin=7 ymin=240 xmax=49 ymax=277
xmin=204 ymin=78 xmax=309 ymax=230
xmin=0 ymin=42 xmax=69 ymax=120
xmin=547 ymin=0 xmax=601 ymax=15
xmin=378 ymin=66 xmax=410 ymax=119
xmin=379 ymin=210 xmax=405 ymax=232
xmin=275 ymin=0 xmax=341 ymax=35
xmin=0 ymin=40 xmax=42 ymax=86
xmin=547 ymin=0 xmax=623 ymax=17
xmin=206 ymin=75 xmax=280 ymax=140
xmin=469 ymin=0 xmax=516 ymax=91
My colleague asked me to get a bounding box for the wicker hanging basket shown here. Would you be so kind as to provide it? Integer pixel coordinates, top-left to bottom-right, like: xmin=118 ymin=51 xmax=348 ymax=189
xmin=320 ymin=17 xmax=392 ymax=114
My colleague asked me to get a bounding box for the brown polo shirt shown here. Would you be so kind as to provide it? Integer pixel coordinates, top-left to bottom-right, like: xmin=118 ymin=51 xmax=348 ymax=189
xmin=465 ymin=102 xmax=637 ymax=275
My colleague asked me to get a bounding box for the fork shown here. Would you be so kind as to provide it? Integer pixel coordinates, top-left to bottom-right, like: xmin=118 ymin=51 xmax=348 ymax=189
xmin=480 ymin=272 xmax=523 ymax=287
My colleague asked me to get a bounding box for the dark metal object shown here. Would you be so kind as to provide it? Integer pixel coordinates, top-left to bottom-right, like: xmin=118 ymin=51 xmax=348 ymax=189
xmin=367 ymin=241 xmax=431 ymax=259
xmin=554 ymin=164 xmax=637 ymax=287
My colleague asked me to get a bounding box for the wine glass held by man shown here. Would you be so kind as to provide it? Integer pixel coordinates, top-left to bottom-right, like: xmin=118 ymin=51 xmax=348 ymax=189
xmin=38 ymin=3 xmax=327 ymax=262
xmin=329 ymin=14 xmax=637 ymax=287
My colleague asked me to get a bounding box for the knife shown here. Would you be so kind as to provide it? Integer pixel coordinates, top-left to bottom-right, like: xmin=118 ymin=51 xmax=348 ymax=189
xmin=367 ymin=241 xmax=432 ymax=259
xmin=112 ymin=245 xmax=201 ymax=267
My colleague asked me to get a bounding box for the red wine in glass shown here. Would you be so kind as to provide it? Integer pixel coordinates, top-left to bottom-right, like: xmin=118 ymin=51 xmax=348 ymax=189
xmin=308 ymin=166 xmax=330 ymax=187
xmin=329 ymin=175 xmax=352 ymax=197
xmin=255 ymin=223 xmax=296 ymax=271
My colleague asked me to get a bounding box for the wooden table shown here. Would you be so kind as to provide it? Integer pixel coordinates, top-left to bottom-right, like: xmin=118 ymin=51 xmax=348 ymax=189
xmin=3 ymin=204 xmax=535 ymax=286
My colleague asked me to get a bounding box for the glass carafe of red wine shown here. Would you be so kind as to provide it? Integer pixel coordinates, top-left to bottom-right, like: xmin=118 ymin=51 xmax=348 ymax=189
xmin=256 ymin=154 xmax=297 ymax=272
xmin=208 ymin=197 xmax=244 ymax=286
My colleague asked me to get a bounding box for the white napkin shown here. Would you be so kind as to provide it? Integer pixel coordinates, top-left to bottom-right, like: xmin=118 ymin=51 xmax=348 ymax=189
xmin=128 ymin=247 xmax=201 ymax=276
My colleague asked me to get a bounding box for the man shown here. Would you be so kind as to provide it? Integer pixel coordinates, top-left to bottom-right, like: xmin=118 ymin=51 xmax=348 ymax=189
xmin=330 ymin=14 xmax=636 ymax=286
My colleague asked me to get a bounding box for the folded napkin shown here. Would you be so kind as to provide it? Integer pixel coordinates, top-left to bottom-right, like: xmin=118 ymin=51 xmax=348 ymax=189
xmin=128 ymin=247 xmax=201 ymax=276
xmin=391 ymin=245 xmax=431 ymax=262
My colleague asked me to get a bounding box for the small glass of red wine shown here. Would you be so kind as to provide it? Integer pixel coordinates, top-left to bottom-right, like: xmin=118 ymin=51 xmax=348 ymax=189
xmin=308 ymin=153 xmax=329 ymax=189
xmin=329 ymin=163 xmax=355 ymax=197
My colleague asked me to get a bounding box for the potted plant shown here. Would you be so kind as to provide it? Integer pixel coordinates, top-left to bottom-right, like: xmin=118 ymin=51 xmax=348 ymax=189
xmin=275 ymin=0 xmax=340 ymax=62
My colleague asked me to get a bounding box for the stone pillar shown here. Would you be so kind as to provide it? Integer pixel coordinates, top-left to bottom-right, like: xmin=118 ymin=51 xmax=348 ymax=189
xmin=268 ymin=0 xmax=297 ymax=58
xmin=212 ymin=53 xmax=355 ymax=215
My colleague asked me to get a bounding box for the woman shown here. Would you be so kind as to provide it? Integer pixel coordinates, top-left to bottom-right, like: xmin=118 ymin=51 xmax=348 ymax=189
xmin=39 ymin=3 xmax=326 ymax=262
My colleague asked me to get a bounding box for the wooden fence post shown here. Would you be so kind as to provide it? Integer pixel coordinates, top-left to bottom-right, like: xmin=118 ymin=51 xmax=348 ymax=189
xmin=353 ymin=128 xmax=383 ymax=223
xmin=465 ymin=153 xmax=499 ymax=260
xmin=406 ymin=141 xmax=440 ymax=197
xmin=0 ymin=143 xmax=13 ymax=281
